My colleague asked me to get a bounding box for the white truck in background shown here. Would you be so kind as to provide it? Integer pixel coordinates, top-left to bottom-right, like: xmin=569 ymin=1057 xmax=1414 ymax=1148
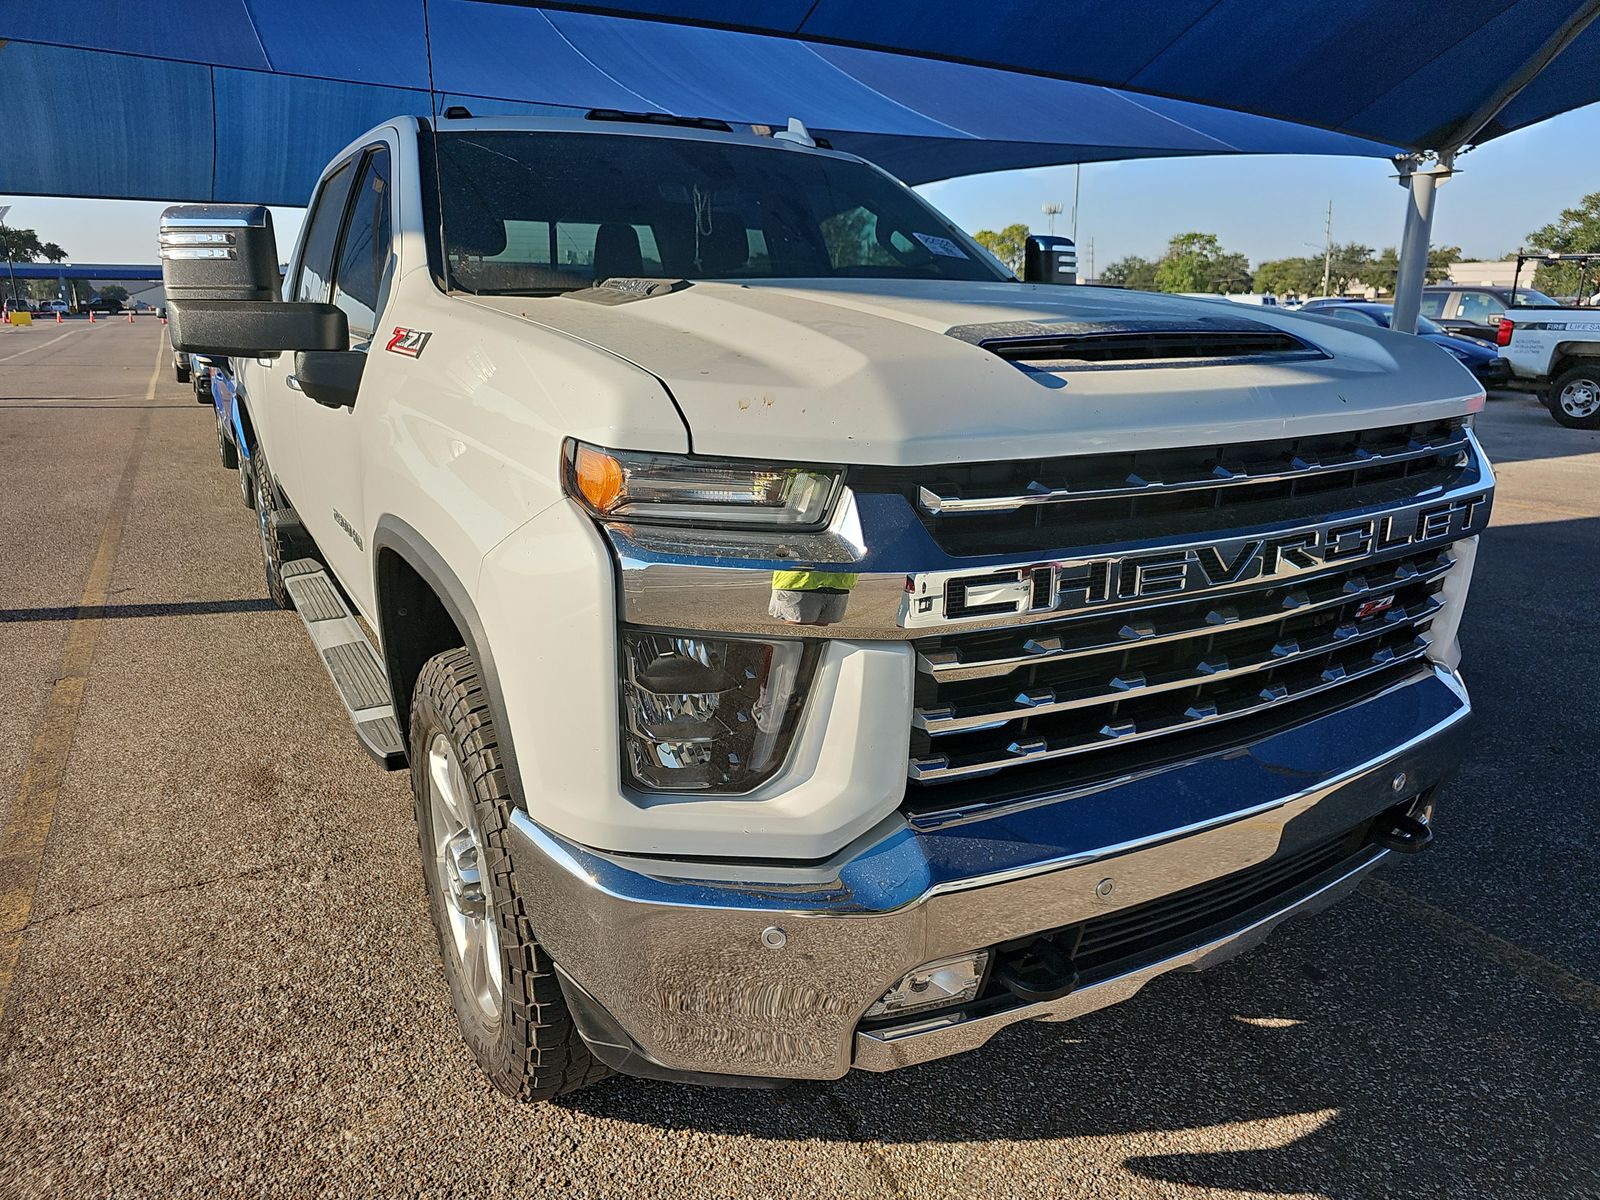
xmin=1490 ymin=252 xmax=1600 ymax=428
xmin=159 ymin=111 xmax=1492 ymax=1100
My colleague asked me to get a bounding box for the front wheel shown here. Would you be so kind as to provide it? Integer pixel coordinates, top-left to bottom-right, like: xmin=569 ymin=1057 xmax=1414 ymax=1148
xmin=1548 ymin=364 xmax=1600 ymax=429
xmin=410 ymin=646 xmax=611 ymax=1101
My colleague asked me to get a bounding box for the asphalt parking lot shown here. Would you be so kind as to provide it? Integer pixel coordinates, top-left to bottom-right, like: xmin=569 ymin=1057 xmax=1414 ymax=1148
xmin=0 ymin=320 xmax=1596 ymax=1199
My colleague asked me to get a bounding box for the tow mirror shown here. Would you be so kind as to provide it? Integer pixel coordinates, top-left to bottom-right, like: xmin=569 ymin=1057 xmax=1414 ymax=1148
xmin=1023 ymin=234 xmax=1078 ymax=285
xmin=292 ymin=350 xmax=367 ymax=409
xmin=159 ymin=203 xmax=349 ymax=358
xmin=166 ymin=300 xmax=348 ymax=359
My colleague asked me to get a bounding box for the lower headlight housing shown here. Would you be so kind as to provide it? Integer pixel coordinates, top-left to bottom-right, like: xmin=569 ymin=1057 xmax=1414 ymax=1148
xmin=619 ymin=628 xmax=820 ymax=792
xmin=865 ymin=952 xmax=991 ymax=1021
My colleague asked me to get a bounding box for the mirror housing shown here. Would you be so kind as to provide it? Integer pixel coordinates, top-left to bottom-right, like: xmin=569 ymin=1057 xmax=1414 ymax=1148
xmin=168 ymin=300 xmax=349 ymax=358
xmin=1023 ymin=234 xmax=1078 ymax=285
xmin=293 ymin=350 xmax=367 ymax=409
xmin=159 ymin=204 xmax=281 ymax=302
xmin=160 ymin=202 xmax=349 ymax=358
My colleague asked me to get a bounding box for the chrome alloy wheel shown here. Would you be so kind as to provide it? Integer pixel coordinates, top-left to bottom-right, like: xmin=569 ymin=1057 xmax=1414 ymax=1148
xmin=426 ymin=733 xmax=504 ymax=1020
xmin=1559 ymin=376 xmax=1600 ymax=418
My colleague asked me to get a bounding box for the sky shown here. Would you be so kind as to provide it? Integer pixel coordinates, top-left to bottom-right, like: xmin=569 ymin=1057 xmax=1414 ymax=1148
xmin=4 ymin=100 xmax=1597 ymax=275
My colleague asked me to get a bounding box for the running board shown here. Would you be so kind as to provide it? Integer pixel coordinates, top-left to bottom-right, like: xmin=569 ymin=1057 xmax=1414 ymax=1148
xmin=281 ymin=558 xmax=406 ymax=770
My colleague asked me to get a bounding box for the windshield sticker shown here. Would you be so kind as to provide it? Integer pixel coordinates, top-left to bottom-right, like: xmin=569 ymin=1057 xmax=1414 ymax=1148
xmin=914 ymin=233 xmax=969 ymax=259
xmin=386 ymin=327 xmax=432 ymax=358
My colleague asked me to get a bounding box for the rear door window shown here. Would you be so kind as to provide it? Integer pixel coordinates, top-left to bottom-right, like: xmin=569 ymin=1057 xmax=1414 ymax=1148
xmin=1418 ymin=293 xmax=1447 ymax=319
xmin=1454 ymin=291 xmax=1504 ymax=324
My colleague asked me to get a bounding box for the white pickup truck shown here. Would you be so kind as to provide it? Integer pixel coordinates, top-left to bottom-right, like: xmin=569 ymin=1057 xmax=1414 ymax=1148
xmin=1496 ymin=307 xmax=1600 ymax=428
xmin=160 ymin=111 xmax=1493 ymax=1100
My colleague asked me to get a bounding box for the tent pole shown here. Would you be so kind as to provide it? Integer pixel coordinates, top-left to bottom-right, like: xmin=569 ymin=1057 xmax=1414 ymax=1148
xmin=1391 ymin=155 xmax=1452 ymax=334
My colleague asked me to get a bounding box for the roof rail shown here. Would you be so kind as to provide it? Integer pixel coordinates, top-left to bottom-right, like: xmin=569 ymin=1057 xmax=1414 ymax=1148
xmin=585 ymin=109 xmax=733 ymax=132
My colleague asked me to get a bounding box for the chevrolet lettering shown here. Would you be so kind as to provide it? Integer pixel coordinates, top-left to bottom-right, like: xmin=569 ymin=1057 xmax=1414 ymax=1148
xmin=904 ymin=489 xmax=1491 ymax=628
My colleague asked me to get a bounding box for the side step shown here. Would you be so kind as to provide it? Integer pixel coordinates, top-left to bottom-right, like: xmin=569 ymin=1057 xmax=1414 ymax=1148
xmin=281 ymin=558 xmax=406 ymax=770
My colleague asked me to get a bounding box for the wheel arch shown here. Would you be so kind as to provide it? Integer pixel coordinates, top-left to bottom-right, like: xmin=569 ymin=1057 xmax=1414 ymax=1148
xmin=371 ymin=516 xmax=525 ymax=806
xmin=232 ymin=389 xmax=257 ymax=461
xmin=1550 ymin=348 xmax=1600 ymax=382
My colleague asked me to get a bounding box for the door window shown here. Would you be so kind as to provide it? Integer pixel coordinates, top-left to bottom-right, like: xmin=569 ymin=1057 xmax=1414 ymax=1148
xmin=331 ymin=146 xmax=394 ymax=341
xmin=1418 ymin=293 xmax=1447 ymax=318
xmin=1453 ymin=291 xmax=1504 ymax=325
xmin=294 ymin=159 xmax=356 ymax=304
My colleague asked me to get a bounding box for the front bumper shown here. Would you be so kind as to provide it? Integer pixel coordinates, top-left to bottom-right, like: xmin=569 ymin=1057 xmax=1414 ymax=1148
xmin=507 ymin=664 xmax=1471 ymax=1082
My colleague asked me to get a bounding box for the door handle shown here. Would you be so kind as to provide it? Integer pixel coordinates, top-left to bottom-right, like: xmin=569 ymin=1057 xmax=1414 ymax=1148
xmin=285 ymin=375 xmax=303 ymax=393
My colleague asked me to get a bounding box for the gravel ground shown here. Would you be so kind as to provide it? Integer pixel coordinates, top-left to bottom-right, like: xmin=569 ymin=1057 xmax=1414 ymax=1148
xmin=0 ymin=323 xmax=1595 ymax=1199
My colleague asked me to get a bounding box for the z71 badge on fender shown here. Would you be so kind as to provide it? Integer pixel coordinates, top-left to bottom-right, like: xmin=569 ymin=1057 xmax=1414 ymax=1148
xmin=385 ymin=327 xmax=432 ymax=357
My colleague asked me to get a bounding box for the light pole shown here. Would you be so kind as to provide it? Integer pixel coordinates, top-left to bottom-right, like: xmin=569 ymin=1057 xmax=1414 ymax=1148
xmin=1042 ymin=202 xmax=1063 ymax=235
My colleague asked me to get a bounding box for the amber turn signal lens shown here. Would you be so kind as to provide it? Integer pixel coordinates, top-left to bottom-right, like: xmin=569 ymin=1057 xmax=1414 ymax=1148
xmin=573 ymin=444 xmax=626 ymax=512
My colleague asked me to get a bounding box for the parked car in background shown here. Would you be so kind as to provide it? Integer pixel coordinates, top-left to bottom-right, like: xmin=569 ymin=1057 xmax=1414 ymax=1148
xmin=1310 ymin=302 xmax=1509 ymax=387
xmin=87 ymin=296 xmax=125 ymax=314
xmin=1420 ymin=284 xmax=1561 ymax=341
xmin=1297 ymin=297 xmax=1355 ymax=313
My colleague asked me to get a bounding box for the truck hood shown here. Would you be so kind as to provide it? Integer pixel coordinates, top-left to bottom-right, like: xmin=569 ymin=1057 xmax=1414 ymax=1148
xmin=469 ymin=280 xmax=1483 ymax=465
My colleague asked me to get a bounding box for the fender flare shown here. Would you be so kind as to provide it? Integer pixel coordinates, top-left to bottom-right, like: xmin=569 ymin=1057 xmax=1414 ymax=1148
xmin=370 ymin=515 xmax=528 ymax=813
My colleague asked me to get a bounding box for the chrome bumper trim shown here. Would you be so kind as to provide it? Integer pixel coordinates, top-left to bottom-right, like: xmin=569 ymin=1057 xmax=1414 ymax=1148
xmin=854 ymin=847 xmax=1388 ymax=1072
xmin=505 ymin=667 xmax=1471 ymax=1081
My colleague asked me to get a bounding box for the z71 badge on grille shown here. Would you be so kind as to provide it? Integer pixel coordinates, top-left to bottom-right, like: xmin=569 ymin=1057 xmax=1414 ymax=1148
xmin=900 ymin=491 xmax=1490 ymax=629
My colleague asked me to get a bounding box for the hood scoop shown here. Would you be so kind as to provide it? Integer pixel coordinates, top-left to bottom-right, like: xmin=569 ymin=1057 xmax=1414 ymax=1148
xmin=946 ymin=315 xmax=1322 ymax=371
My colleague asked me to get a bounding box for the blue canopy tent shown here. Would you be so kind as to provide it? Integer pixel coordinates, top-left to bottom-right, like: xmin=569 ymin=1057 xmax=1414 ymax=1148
xmin=3 ymin=0 xmax=1599 ymax=325
xmin=0 ymin=1 xmax=1397 ymax=204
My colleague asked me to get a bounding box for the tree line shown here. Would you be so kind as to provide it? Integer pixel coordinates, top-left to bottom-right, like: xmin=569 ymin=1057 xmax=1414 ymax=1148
xmin=971 ymin=189 xmax=1600 ymax=301
xmin=1097 ymin=235 xmax=1460 ymax=296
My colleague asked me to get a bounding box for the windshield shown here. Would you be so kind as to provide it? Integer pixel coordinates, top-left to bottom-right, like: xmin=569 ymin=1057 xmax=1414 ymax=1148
xmin=1415 ymin=314 xmax=1448 ymax=335
xmin=433 ymin=130 xmax=1009 ymax=295
xmin=1510 ymin=287 xmax=1558 ymax=306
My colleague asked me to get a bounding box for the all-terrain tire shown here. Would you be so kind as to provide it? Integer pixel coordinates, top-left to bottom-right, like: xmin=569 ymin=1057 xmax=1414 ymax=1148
xmin=1547 ymin=363 xmax=1600 ymax=429
xmin=409 ymin=646 xmax=612 ymax=1101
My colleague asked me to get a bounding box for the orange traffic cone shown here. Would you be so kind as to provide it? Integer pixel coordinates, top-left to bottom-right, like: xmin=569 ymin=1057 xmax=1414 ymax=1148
xmin=88 ymin=310 xmax=96 ymax=323
xmin=56 ymin=311 xmax=63 ymax=324
xmin=126 ymin=311 xmax=135 ymax=324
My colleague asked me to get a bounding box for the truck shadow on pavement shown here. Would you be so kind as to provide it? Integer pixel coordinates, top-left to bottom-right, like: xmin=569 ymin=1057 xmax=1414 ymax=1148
xmin=0 ymin=598 xmax=278 ymax=623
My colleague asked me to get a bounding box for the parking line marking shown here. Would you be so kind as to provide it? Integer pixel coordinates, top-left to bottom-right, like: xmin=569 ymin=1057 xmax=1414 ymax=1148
xmin=1367 ymin=879 xmax=1600 ymax=1013
xmin=0 ymin=340 xmax=161 ymax=1022
xmin=0 ymin=327 xmax=84 ymax=364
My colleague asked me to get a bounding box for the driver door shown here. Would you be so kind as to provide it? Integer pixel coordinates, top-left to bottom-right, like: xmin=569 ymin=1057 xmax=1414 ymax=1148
xmin=288 ymin=140 xmax=396 ymax=617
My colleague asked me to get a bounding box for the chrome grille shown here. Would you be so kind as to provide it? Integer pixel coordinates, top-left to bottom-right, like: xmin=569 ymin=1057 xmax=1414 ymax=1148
xmin=897 ymin=421 xmax=1488 ymax=811
xmin=855 ymin=419 xmax=1470 ymax=558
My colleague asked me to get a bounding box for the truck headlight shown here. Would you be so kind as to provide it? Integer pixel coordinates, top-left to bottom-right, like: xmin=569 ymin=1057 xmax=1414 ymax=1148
xmin=619 ymin=628 xmax=819 ymax=792
xmin=565 ymin=440 xmax=841 ymax=529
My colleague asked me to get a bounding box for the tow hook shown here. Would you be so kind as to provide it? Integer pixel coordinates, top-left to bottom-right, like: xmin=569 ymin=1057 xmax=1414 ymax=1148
xmin=993 ymin=936 xmax=1080 ymax=1003
xmin=1368 ymin=803 xmax=1434 ymax=854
